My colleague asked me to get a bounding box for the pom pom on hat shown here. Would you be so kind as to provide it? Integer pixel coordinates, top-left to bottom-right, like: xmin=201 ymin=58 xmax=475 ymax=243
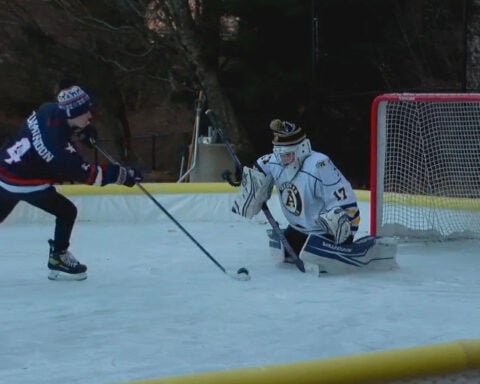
xmin=57 ymin=85 xmax=92 ymax=118
xmin=270 ymin=119 xmax=306 ymax=146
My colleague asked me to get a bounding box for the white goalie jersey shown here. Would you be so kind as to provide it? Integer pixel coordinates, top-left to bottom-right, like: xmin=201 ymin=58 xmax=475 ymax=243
xmin=255 ymin=151 xmax=360 ymax=236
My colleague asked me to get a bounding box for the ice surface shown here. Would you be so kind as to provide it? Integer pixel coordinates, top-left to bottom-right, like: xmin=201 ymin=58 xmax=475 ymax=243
xmin=1 ymin=199 xmax=480 ymax=384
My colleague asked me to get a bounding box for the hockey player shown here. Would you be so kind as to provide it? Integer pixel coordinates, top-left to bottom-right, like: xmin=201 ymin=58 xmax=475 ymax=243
xmin=232 ymin=119 xmax=397 ymax=274
xmin=234 ymin=118 xmax=360 ymax=251
xmin=0 ymin=85 xmax=143 ymax=280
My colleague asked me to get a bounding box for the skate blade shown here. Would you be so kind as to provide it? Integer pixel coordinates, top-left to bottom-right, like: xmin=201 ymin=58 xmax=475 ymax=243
xmin=48 ymin=270 xmax=87 ymax=281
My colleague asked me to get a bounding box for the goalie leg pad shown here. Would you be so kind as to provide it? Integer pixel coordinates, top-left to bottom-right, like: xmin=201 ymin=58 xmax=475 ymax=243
xmin=300 ymin=234 xmax=398 ymax=275
xmin=232 ymin=167 xmax=274 ymax=219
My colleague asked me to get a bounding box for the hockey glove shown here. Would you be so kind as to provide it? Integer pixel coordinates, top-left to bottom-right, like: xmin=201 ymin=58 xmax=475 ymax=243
xmin=103 ymin=164 xmax=143 ymax=187
xmin=122 ymin=167 xmax=143 ymax=187
xmin=315 ymin=207 xmax=352 ymax=245
xmin=232 ymin=166 xmax=274 ymax=219
xmin=75 ymin=124 xmax=98 ymax=148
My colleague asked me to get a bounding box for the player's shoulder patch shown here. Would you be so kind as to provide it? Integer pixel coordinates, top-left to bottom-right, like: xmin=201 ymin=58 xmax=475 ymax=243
xmin=305 ymin=151 xmax=329 ymax=169
xmin=260 ymin=154 xmax=272 ymax=164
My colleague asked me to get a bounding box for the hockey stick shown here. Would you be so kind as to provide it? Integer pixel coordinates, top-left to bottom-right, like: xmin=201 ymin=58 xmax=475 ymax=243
xmin=221 ymin=169 xmax=240 ymax=187
xmin=205 ymin=109 xmax=306 ymax=273
xmin=92 ymin=141 xmax=250 ymax=281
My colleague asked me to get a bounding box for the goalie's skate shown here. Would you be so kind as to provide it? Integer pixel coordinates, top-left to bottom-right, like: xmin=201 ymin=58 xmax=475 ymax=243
xmin=47 ymin=239 xmax=87 ymax=281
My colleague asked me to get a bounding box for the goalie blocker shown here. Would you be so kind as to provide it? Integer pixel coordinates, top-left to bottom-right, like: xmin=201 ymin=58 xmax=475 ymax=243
xmin=268 ymin=229 xmax=398 ymax=275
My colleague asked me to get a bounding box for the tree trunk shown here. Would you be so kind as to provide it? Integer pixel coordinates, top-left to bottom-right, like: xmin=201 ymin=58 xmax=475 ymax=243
xmin=466 ymin=0 xmax=480 ymax=90
xmin=163 ymin=0 xmax=245 ymax=146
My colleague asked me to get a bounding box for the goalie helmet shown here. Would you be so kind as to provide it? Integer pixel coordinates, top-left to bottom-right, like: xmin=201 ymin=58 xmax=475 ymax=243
xmin=270 ymin=119 xmax=311 ymax=180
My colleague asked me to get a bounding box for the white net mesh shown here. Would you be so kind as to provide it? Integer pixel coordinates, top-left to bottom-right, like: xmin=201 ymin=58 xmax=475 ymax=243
xmin=372 ymin=94 xmax=480 ymax=240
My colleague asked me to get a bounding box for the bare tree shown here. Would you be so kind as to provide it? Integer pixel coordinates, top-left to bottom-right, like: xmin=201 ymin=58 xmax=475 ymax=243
xmin=8 ymin=1 xmax=241 ymax=137
xmin=466 ymin=0 xmax=480 ymax=90
xmin=158 ymin=0 xmax=242 ymax=143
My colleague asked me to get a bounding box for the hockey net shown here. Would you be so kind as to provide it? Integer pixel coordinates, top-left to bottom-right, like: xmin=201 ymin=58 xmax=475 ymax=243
xmin=370 ymin=93 xmax=480 ymax=240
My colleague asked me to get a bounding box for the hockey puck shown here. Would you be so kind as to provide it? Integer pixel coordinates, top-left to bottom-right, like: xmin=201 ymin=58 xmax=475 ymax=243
xmin=237 ymin=267 xmax=250 ymax=280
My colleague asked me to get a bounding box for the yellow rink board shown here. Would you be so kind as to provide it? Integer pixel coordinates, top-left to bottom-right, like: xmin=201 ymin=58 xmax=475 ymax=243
xmin=384 ymin=192 xmax=480 ymax=211
xmin=56 ymin=182 xmax=238 ymax=195
xmin=56 ymin=183 xmax=371 ymax=202
xmin=121 ymin=339 xmax=480 ymax=384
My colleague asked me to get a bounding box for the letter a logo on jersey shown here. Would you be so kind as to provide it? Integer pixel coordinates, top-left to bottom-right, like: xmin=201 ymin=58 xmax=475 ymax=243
xmin=280 ymin=182 xmax=302 ymax=216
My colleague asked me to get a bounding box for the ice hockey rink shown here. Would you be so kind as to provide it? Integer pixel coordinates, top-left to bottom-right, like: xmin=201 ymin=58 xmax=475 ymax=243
xmin=1 ymin=184 xmax=480 ymax=384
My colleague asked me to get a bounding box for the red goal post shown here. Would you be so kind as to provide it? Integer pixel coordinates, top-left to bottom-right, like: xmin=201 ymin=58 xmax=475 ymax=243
xmin=370 ymin=93 xmax=480 ymax=240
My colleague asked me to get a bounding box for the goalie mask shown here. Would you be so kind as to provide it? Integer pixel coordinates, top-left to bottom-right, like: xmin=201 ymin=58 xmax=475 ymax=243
xmin=270 ymin=119 xmax=311 ymax=180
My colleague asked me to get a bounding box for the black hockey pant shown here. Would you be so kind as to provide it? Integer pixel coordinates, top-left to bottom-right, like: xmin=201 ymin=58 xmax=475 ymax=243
xmin=283 ymin=226 xmax=309 ymax=254
xmin=0 ymin=186 xmax=77 ymax=252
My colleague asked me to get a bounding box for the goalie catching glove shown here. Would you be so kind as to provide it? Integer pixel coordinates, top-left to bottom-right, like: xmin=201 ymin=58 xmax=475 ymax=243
xmin=232 ymin=166 xmax=274 ymax=219
xmin=315 ymin=207 xmax=352 ymax=244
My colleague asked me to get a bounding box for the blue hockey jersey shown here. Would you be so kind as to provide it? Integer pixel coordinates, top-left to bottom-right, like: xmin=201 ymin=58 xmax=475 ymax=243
xmin=0 ymin=103 xmax=102 ymax=191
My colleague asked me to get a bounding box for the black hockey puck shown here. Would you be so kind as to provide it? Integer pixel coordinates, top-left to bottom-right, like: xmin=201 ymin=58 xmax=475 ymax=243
xmin=237 ymin=267 xmax=250 ymax=280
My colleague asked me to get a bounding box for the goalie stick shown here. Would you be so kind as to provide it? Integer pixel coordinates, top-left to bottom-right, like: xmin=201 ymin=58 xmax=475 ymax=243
xmin=205 ymin=109 xmax=306 ymax=273
xmin=92 ymin=140 xmax=250 ymax=282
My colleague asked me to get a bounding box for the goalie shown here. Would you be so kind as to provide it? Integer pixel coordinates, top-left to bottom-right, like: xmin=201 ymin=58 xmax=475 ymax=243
xmin=232 ymin=119 xmax=397 ymax=274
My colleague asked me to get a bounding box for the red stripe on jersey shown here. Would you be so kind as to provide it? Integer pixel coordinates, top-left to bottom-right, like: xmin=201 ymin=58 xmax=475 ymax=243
xmin=0 ymin=165 xmax=54 ymax=185
xmin=85 ymin=164 xmax=100 ymax=185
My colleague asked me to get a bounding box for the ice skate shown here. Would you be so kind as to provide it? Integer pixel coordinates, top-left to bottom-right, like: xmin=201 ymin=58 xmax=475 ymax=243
xmin=47 ymin=239 xmax=87 ymax=281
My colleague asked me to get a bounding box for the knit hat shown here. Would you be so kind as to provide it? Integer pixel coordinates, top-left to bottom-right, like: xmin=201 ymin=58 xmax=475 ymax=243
xmin=57 ymin=85 xmax=92 ymax=118
xmin=270 ymin=119 xmax=306 ymax=146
